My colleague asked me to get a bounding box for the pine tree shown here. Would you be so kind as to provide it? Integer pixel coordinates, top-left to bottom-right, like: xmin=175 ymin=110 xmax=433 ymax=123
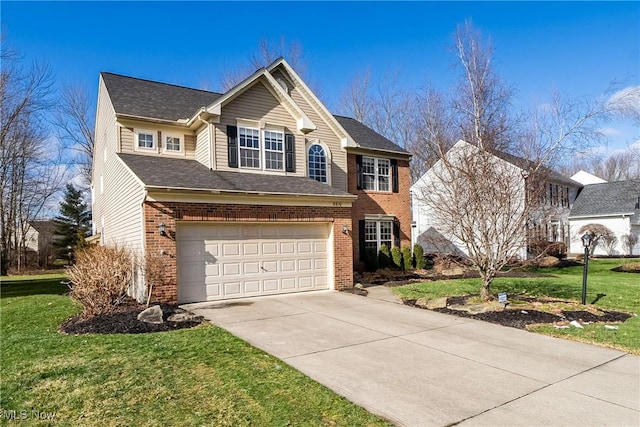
xmin=54 ymin=184 xmax=91 ymax=260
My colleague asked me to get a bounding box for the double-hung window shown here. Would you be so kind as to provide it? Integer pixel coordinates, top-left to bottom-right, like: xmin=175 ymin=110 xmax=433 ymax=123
xmin=362 ymin=157 xmax=390 ymax=191
xmin=239 ymin=127 xmax=260 ymax=168
xmin=264 ymin=130 xmax=284 ymax=170
xmin=364 ymin=220 xmax=393 ymax=252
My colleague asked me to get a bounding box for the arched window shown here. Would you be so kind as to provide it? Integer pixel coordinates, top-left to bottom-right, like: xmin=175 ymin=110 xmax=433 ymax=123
xmin=308 ymin=144 xmax=327 ymax=183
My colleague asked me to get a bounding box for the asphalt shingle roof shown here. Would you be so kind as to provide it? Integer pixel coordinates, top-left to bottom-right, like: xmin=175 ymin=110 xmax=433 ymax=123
xmin=118 ymin=153 xmax=354 ymax=198
xmin=334 ymin=115 xmax=409 ymax=155
xmin=570 ymin=180 xmax=640 ymax=217
xmin=490 ymin=149 xmax=582 ymax=188
xmin=101 ymin=72 xmax=221 ymax=121
xmin=102 ymin=72 xmax=405 ymax=154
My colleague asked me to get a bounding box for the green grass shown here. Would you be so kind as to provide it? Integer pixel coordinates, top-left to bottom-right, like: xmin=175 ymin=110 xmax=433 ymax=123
xmin=393 ymin=258 xmax=640 ymax=354
xmin=1 ymin=278 xmax=390 ymax=426
xmin=1 ymin=273 xmax=69 ymax=298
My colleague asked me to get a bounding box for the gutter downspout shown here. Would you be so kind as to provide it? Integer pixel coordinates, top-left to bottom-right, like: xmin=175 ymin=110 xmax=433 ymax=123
xmin=140 ymin=188 xmax=149 ymax=304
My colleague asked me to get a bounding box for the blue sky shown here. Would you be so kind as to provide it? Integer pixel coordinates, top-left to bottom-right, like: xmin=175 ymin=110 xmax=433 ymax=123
xmin=2 ymin=1 xmax=639 ymax=151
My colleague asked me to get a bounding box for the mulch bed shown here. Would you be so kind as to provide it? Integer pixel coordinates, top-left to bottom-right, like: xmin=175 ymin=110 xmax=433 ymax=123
xmin=60 ymin=299 xmax=205 ymax=335
xmin=403 ymin=295 xmax=632 ymax=329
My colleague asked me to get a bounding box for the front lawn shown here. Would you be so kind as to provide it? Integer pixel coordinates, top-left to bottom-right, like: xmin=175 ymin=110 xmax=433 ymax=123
xmin=393 ymin=259 xmax=640 ymax=354
xmin=0 ymin=276 xmax=389 ymax=426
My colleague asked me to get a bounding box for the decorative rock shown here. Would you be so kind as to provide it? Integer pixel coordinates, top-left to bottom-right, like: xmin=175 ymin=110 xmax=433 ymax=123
xmin=414 ymin=297 xmax=430 ymax=309
xmin=167 ymin=312 xmax=203 ymax=323
xmin=138 ymin=305 xmax=164 ymax=324
xmin=426 ymin=297 xmax=448 ymax=310
xmin=569 ymin=320 xmax=583 ymax=329
xmin=554 ymin=325 xmax=570 ymax=329
xmin=520 ymin=310 xmax=529 ymax=314
xmin=355 ymin=283 xmax=364 ymax=289
xmin=604 ymin=325 xmax=619 ymax=330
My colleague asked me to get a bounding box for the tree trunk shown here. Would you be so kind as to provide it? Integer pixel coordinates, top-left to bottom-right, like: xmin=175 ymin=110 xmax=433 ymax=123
xmin=479 ymin=270 xmax=494 ymax=300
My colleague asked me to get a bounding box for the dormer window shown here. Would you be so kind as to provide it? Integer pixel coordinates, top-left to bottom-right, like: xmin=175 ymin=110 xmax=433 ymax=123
xmin=137 ymin=131 xmax=155 ymax=149
xmin=163 ymin=132 xmax=183 ymax=154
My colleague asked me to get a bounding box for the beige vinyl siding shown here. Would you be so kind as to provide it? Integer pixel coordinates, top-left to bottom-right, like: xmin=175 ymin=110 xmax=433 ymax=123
xmin=215 ymin=80 xmax=301 ymax=175
xmin=120 ymin=126 xmax=134 ymax=152
xmin=195 ymin=124 xmax=210 ymax=168
xmin=271 ymin=69 xmax=348 ymax=191
xmin=119 ymin=124 xmax=197 ymax=159
xmin=92 ymin=76 xmax=119 ymax=238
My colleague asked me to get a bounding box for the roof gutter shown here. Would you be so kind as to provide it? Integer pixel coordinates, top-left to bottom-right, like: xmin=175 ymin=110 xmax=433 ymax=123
xmin=116 ymin=113 xmax=187 ymax=126
xmin=144 ymin=184 xmax=357 ymax=201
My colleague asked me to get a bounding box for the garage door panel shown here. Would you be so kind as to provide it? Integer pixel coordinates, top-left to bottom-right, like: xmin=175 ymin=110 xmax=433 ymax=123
xmin=281 ymin=260 xmax=296 ymax=272
xmin=263 ymin=279 xmax=279 ymax=291
xmin=224 ymin=282 xmax=241 ymax=296
xmin=243 ymin=242 xmax=259 ymax=256
xmin=177 ymin=223 xmax=330 ymax=303
xmin=280 ymin=242 xmax=295 ymax=254
xmin=297 ymin=242 xmax=313 ymax=253
xmin=262 ymin=260 xmax=278 ymax=273
xmin=244 ymin=281 xmax=260 ymax=294
xmin=222 ymin=243 xmax=240 ymax=256
xmin=298 ymin=259 xmax=313 ymax=270
xmin=205 ymin=264 xmax=220 ymax=277
xmin=244 ymin=262 xmax=260 ymax=275
xmin=262 ymin=242 xmax=278 ymax=255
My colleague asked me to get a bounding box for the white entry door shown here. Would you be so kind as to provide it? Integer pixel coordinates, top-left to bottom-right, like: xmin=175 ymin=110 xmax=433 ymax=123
xmin=176 ymin=222 xmax=331 ymax=303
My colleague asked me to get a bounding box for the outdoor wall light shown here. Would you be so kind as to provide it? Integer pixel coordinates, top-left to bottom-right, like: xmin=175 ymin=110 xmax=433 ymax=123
xmin=159 ymin=222 xmax=167 ymax=237
xmin=580 ymin=231 xmax=593 ymax=305
xmin=342 ymin=224 xmax=349 ymax=235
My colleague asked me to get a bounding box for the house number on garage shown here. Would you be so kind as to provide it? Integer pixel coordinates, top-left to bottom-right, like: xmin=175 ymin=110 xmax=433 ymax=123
xmin=333 ymin=202 xmax=342 ymax=207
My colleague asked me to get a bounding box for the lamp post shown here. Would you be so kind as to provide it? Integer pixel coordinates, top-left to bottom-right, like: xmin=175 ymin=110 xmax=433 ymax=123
xmin=580 ymin=232 xmax=593 ymax=305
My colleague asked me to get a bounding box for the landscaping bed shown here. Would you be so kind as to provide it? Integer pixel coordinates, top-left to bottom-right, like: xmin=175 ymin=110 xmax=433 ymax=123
xmin=60 ymin=298 xmax=205 ymax=335
xmin=404 ymin=294 xmax=632 ymax=329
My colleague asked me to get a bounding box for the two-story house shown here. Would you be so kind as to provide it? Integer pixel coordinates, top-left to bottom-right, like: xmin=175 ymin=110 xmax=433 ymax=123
xmin=411 ymin=140 xmax=582 ymax=259
xmin=92 ymin=58 xmax=411 ymax=304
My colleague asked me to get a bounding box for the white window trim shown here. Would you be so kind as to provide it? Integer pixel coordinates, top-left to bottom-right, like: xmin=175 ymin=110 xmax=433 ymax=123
xmin=162 ymin=131 xmax=185 ymax=155
xmin=260 ymin=127 xmax=287 ymax=172
xmin=364 ymin=219 xmax=394 ymax=251
xmin=236 ymin=122 xmax=287 ymax=172
xmin=134 ymin=129 xmax=157 ymax=152
xmin=238 ymin=126 xmax=261 ymax=169
xmin=306 ymin=139 xmax=332 ymax=185
xmin=362 ymin=156 xmax=391 ymax=192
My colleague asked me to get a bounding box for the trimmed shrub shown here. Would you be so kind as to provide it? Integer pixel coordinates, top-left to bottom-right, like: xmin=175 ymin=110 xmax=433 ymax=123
xmin=413 ymin=243 xmax=427 ymax=269
xmin=364 ymin=247 xmax=379 ymax=271
xmin=67 ymin=245 xmax=133 ymax=317
xmin=402 ymin=246 xmax=413 ymax=270
xmin=378 ymin=244 xmax=392 ymax=269
xmin=391 ymin=247 xmax=403 ymax=269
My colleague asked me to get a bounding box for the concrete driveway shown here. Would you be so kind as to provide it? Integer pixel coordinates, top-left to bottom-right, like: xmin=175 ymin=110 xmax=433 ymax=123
xmin=184 ymin=290 xmax=640 ymax=426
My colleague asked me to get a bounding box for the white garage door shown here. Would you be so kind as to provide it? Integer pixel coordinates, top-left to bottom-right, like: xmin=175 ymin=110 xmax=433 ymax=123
xmin=176 ymin=222 xmax=331 ymax=303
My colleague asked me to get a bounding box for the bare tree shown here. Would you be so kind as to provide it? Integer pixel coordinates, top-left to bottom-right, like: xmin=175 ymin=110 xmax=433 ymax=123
xmin=53 ymin=83 xmax=95 ymax=185
xmin=0 ymin=34 xmax=63 ymax=274
xmin=416 ymin=141 xmax=529 ymax=299
xmin=621 ymin=233 xmax=638 ymax=255
xmin=219 ymin=37 xmax=313 ymax=92
xmin=450 ymin=20 xmax=516 ymax=152
xmin=340 ymin=68 xmax=418 ymax=153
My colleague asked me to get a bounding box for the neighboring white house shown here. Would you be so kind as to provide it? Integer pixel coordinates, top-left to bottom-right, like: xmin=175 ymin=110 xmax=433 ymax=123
xmin=568 ymin=180 xmax=640 ymax=255
xmin=411 ymin=140 xmax=582 ymax=259
xmin=571 ymin=170 xmax=607 ymax=186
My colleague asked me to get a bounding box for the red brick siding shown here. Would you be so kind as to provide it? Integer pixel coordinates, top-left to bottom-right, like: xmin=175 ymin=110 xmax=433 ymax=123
xmin=144 ymin=201 xmax=353 ymax=303
xmin=347 ymin=153 xmax=412 ymax=270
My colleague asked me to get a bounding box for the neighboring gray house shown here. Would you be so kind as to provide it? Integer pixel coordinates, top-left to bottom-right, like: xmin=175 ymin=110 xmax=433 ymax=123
xmin=569 ymin=180 xmax=640 ymax=255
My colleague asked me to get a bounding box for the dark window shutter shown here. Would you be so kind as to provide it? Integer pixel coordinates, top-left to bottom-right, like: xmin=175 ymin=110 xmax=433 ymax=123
xmin=227 ymin=125 xmax=238 ymax=168
xmin=393 ymin=219 xmax=401 ymax=248
xmin=358 ymin=220 xmax=366 ymax=261
xmin=391 ymin=159 xmax=399 ymax=193
xmin=285 ymin=133 xmax=295 ymax=172
xmin=356 ymin=155 xmax=363 ymax=190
